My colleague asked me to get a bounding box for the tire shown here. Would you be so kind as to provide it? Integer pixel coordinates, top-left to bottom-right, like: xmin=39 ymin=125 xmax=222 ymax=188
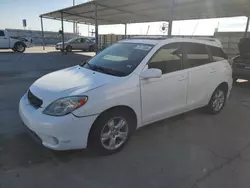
xmin=89 ymin=45 xmax=97 ymax=52
xmin=14 ymin=42 xmax=26 ymax=53
xmin=12 ymin=48 xmax=17 ymax=52
xmin=66 ymin=45 xmax=72 ymax=52
xmin=88 ymin=109 xmax=135 ymax=155
xmin=206 ymin=87 xmax=227 ymax=114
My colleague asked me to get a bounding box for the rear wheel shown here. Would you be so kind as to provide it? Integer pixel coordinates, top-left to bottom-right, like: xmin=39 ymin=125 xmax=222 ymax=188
xmin=14 ymin=42 xmax=26 ymax=53
xmin=206 ymin=88 xmax=227 ymax=114
xmin=89 ymin=45 xmax=97 ymax=52
xmin=88 ymin=109 xmax=135 ymax=155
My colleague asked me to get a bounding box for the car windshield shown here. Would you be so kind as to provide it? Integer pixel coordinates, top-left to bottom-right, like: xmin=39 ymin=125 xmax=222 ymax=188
xmin=82 ymin=42 xmax=154 ymax=77
xmin=66 ymin=38 xmax=78 ymax=43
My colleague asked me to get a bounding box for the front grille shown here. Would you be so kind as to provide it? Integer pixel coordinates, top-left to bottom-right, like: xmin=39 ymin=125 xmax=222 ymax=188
xmin=27 ymin=90 xmax=43 ymax=109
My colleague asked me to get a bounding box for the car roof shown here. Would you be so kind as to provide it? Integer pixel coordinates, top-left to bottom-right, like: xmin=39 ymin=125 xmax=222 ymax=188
xmin=121 ymin=36 xmax=222 ymax=48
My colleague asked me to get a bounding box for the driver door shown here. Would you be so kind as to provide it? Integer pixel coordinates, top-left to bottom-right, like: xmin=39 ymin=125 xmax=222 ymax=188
xmin=75 ymin=38 xmax=88 ymax=50
xmin=140 ymin=42 xmax=188 ymax=124
xmin=0 ymin=30 xmax=9 ymax=48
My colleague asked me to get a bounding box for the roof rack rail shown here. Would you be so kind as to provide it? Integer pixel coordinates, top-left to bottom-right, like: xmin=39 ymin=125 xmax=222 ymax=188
xmin=189 ymin=37 xmax=222 ymax=47
xmin=130 ymin=35 xmax=168 ymax=40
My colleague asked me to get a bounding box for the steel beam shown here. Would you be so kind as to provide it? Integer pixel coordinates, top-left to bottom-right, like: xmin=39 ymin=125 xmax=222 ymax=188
xmin=95 ymin=3 xmax=99 ymax=49
xmin=125 ymin=24 xmax=127 ymax=38
xmin=40 ymin=16 xmax=45 ymax=50
xmin=168 ymin=0 xmax=175 ymax=36
xmin=244 ymin=16 xmax=250 ymax=38
xmin=61 ymin=12 xmax=65 ymax=53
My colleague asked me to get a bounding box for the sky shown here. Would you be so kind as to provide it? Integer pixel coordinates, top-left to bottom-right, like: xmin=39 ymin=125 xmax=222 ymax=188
xmin=0 ymin=0 xmax=249 ymax=36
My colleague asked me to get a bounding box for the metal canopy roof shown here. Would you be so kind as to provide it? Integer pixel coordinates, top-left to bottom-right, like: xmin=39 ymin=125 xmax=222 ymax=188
xmin=41 ymin=0 xmax=250 ymax=25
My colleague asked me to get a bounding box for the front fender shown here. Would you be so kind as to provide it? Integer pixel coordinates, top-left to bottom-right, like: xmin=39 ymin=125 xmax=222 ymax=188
xmin=72 ymin=78 xmax=142 ymax=126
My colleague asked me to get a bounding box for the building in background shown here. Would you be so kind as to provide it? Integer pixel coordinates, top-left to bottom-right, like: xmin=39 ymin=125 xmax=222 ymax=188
xmin=6 ymin=28 xmax=77 ymax=45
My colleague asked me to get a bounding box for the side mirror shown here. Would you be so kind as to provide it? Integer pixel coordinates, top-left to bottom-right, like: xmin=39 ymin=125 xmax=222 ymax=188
xmin=140 ymin=68 xmax=162 ymax=79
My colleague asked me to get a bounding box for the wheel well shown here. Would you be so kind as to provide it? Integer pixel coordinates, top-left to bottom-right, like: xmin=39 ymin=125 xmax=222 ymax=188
xmin=87 ymin=105 xmax=137 ymax=145
xmin=14 ymin=41 xmax=26 ymax=47
xmin=217 ymin=82 xmax=229 ymax=94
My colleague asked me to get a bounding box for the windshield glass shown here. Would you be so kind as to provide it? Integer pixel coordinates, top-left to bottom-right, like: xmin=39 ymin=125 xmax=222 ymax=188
xmin=83 ymin=42 xmax=154 ymax=77
xmin=66 ymin=38 xmax=78 ymax=43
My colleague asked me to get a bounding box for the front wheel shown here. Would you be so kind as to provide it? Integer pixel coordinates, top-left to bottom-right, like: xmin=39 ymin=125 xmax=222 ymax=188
xmin=88 ymin=110 xmax=134 ymax=155
xmin=66 ymin=45 xmax=72 ymax=52
xmin=206 ymin=88 xmax=227 ymax=114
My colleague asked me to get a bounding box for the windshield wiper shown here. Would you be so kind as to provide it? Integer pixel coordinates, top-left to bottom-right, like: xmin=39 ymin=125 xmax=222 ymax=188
xmin=94 ymin=66 xmax=126 ymax=76
xmin=80 ymin=61 xmax=95 ymax=69
xmin=80 ymin=62 xmax=126 ymax=76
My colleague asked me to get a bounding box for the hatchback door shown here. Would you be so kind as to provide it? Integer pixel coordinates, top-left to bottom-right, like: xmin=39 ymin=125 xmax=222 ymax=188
xmin=140 ymin=43 xmax=188 ymax=124
xmin=182 ymin=42 xmax=216 ymax=108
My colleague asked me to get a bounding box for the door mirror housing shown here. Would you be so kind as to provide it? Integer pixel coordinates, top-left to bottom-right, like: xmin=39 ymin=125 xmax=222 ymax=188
xmin=140 ymin=68 xmax=162 ymax=79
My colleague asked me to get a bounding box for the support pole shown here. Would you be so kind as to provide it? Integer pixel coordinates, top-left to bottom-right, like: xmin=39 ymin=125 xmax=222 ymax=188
xmin=168 ymin=0 xmax=175 ymax=36
xmin=61 ymin=12 xmax=65 ymax=53
xmin=73 ymin=0 xmax=76 ymax=35
xmin=244 ymin=16 xmax=250 ymax=38
xmin=125 ymin=24 xmax=127 ymax=39
xmin=95 ymin=3 xmax=99 ymax=50
xmin=40 ymin=16 xmax=45 ymax=50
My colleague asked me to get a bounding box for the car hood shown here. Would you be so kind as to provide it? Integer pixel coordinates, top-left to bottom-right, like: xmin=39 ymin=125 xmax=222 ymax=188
xmin=30 ymin=66 xmax=114 ymax=103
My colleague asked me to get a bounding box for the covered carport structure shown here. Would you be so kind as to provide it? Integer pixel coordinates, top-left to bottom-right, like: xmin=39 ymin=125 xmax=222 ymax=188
xmin=40 ymin=0 xmax=250 ymax=50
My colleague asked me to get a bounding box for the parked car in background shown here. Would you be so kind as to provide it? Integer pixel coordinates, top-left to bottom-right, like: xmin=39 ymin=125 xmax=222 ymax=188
xmin=19 ymin=37 xmax=232 ymax=155
xmin=232 ymin=38 xmax=250 ymax=81
xmin=55 ymin=37 xmax=97 ymax=52
xmin=0 ymin=29 xmax=27 ymax=52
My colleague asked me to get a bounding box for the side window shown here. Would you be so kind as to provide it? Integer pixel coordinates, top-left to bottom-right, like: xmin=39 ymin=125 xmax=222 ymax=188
xmin=80 ymin=38 xmax=86 ymax=43
xmin=209 ymin=46 xmax=228 ymax=61
xmin=0 ymin=31 xmax=5 ymax=37
xmin=74 ymin=38 xmax=81 ymax=43
xmin=183 ymin=43 xmax=211 ymax=69
xmin=148 ymin=43 xmax=183 ymax=74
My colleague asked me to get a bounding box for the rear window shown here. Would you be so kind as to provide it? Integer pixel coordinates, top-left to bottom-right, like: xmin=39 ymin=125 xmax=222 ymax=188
xmin=183 ymin=42 xmax=211 ymax=68
xmin=209 ymin=46 xmax=228 ymax=61
xmin=0 ymin=31 xmax=5 ymax=37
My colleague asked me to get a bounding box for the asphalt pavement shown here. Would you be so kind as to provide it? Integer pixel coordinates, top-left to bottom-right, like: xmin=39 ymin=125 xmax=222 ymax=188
xmin=1 ymin=47 xmax=250 ymax=188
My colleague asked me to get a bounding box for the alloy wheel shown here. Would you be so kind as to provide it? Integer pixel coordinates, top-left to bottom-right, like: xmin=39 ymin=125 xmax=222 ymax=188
xmin=100 ymin=117 xmax=129 ymax=150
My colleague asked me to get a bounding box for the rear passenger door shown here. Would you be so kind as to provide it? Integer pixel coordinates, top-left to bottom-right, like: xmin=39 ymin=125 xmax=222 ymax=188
xmin=183 ymin=42 xmax=216 ymax=107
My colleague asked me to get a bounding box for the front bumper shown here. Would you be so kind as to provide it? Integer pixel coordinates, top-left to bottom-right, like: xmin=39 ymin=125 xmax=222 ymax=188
xmin=55 ymin=45 xmax=63 ymax=50
xmin=19 ymin=94 xmax=98 ymax=150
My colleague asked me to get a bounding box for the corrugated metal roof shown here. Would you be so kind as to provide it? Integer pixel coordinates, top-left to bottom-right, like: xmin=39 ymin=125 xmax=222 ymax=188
xmin=41 ymin=0 xmax=250 ymax=25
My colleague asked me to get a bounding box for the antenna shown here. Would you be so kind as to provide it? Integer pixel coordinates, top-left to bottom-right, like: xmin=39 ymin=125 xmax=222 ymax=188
xmin=191 ymin=21 xmax=199 ymax=38
xmin=146 ymin=25 xmax=150 ymax=35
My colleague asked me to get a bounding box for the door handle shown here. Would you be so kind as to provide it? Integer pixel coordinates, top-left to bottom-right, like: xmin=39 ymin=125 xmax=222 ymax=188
xmin=4 ymin=38 xmax=7 ymax=39
xmin=179 ymin=75 xmax=187 ymax=81
xmin=209 ymin=68 xmax=216 ymax=73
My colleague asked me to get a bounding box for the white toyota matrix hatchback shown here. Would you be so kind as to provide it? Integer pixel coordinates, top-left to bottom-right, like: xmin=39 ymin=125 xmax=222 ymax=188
xmin=19 ymin=37 xmax=232 ymax=155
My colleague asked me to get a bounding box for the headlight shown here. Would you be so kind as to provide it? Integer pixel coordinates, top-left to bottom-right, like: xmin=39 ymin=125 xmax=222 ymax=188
xmin=43 ymin=96 xmax=88 ymax=116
